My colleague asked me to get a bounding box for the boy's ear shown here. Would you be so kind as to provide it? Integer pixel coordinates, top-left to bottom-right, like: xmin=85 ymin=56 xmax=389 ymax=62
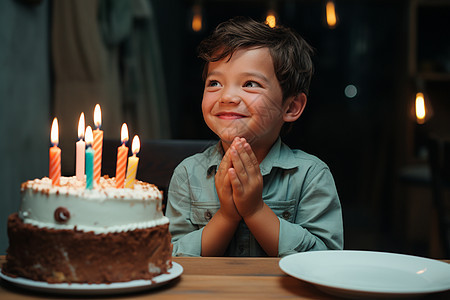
xmin=283 ymin=93 xmax=307 ymax=122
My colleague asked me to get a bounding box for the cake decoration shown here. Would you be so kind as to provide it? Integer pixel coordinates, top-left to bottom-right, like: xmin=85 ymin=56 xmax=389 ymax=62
xmin=54 ymin=207 xmax=70 ymax=223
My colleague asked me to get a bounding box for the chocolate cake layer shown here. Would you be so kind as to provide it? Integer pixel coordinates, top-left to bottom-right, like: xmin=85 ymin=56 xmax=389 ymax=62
xmin=2 ymin=213 xmax=172 ymax=283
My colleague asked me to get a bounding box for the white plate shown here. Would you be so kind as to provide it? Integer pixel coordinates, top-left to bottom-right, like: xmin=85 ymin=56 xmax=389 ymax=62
xmin=279 ymin=250 xmax=450 ymax=298
xmin=0 ymin=262 xmax=183 ymax=295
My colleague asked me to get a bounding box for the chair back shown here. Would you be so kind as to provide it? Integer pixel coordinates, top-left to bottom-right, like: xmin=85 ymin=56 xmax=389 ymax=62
xmin=102 ymin=139 xmax=216 ymax=209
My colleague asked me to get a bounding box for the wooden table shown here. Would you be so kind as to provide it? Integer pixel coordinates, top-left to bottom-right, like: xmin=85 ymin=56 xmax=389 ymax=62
xmin=1 ymin=256 xmax=449 ymax=299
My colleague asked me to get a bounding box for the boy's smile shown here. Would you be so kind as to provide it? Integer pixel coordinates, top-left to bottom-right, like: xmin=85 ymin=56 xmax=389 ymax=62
xmin=202 ymin=47 xmax=287 ymax=153
xmin=216 ymin=112 xmax=248 ymax=120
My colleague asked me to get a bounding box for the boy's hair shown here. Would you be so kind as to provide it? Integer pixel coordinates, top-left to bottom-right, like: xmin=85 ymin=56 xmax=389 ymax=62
xmin=198 ymin=16 xmax=314 ymax=101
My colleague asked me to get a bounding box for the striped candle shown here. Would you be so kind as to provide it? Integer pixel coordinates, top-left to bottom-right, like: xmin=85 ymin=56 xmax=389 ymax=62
xmin=124 ymin=135 xmax=140 ymax=188
xmin=93 ymin=104 xmax=103 ymax=184
xmin=115 ymin=123 xmax=129 ymax=188
xmin=49 ymin=118 xmax=61 ymax=186
xmin=85 ymin=126 xmax=95 ymax=190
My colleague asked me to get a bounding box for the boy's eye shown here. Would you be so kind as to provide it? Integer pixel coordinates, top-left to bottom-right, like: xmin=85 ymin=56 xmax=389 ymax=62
xmin=243 ymin=81 xmax=261 ymax=88
xmin=207 ymin=80 xmax=221 ymax=87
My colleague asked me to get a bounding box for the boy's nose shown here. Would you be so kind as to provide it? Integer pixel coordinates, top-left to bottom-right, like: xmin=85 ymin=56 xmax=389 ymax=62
xmin=220 ymin=93 xmax=241 ymax=104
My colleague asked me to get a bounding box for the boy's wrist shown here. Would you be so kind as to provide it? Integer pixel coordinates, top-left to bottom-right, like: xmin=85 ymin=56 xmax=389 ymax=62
xmin=241 ymin=201 xmax=265 ymax=222
xmin=216 ymin=207 xmax=242 ymax=224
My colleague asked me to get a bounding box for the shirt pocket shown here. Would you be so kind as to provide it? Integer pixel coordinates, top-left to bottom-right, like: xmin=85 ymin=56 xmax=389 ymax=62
xmin=190 ymin=201 xmax=220 ymax=227
xmin=265 ymin=198 xmax=297 ymax=222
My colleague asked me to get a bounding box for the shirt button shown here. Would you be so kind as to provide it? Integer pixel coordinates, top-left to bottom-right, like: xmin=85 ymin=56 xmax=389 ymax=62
xmin=204 ymin=210 xmax=212 ymax=220
xmin=282 ymin=211 xmax=291 ymax=220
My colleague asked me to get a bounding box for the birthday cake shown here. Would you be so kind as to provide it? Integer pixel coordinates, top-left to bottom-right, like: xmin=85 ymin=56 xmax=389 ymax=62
xmin=1 ymin=176 xmax=172 ymax=284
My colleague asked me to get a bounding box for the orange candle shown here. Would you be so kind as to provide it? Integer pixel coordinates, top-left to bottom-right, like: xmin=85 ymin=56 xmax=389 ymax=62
xmin=93 ymin=104 xmax=103 ymax=184
xmin=76 ymin=112 xmax=85 ymax=180
xmin=125 ymin=135 xmax=140 ymax=189
xmin=49 ymin=118 xmax=61 ymax=186
xmin=115 ymin=123 xmax=129 ymax=188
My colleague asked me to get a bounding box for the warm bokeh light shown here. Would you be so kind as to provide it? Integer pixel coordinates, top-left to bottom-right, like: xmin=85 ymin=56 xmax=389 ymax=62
xmin=78 ymin=112 xmax=85 ymax=140
xmin=132 ymin=135 xmax=140 ymax=155
xmin=265 ymin=11 xmax=277 ymax=28
xmin=192 ymin=5 xmax=202 ymax=32
xmin=85 ymin=126 xmax=93 ymax=147
xmin=326 ymin=1 xmax=337 ymax=29
xmin=94 ymin=104 xmax=102 ymax=128
xmin=51 ymin=118 xmax=59 ymax=146
xmin=121 ymin=123 xmax=129 ymax=144
xmin=415 ymin=92 xmax=426 ymax=124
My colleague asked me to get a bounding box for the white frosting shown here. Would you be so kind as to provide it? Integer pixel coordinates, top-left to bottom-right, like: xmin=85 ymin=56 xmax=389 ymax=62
xmin=19 ymin=176 xmax=168 ymax=234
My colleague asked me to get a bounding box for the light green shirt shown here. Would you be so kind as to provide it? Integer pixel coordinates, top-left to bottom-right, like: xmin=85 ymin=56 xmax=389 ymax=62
xmin=166 ymin=138 xmax=343 ymax=257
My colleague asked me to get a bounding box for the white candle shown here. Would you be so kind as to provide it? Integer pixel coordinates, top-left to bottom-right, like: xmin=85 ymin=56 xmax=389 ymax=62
xmin=76 ymin=112 xmax=86 ymax=180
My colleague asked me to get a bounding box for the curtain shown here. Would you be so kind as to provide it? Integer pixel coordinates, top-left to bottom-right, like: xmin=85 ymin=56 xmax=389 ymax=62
xmin=52 ymin=0 xmax=170 ymax=175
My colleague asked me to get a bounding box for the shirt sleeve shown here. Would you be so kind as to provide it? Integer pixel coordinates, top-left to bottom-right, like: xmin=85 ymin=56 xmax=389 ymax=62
xmin=165 ymin=163 xmax=203 ymax=257
xmin=278 ymin=166 xmax=344 ymax=257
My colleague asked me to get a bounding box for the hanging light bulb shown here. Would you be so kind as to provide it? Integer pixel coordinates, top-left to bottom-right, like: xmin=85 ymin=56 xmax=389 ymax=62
xmin=326 ymin=1 xmax=338 ymax=29
xmin=191 ymin=4 xmax=203 ymax=32
xmin=265 ymin=10 xmax=277 ymax=28
xmin=411 ymin=91 xmax=433 ymax=125
xmin=415 ymin=92 xmax=427 ymax=124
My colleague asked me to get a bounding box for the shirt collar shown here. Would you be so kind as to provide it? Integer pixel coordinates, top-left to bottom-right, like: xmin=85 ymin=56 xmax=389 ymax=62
xmin=259 ymin=137 xmax=301 ymax=175
xmin=206 ymin=138 xmax=300 ymax=176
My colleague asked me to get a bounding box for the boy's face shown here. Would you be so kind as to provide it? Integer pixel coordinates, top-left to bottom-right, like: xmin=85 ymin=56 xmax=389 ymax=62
xmin=202 ymin=47 xmax=287 ymax=149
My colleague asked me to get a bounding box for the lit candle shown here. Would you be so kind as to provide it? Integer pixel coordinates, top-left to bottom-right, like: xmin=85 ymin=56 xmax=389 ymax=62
xmin=124 ymin=135 xmax=140 ymax=189
xmin=93 ymin=104 xmax=103 ymax=184
xmin=76 ymin=112 xmax=85 ymax=180
xmin=49 ymin=118 xmax=61 ymax=186
xmin=115 ymin=123 xmax=129 ymax=188
xmin=85 ymin=126 xmax=95 ymax=190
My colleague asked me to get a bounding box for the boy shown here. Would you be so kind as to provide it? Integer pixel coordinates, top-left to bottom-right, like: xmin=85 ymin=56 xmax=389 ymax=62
xmin=166 ymin=17 xmax=343 ymax=257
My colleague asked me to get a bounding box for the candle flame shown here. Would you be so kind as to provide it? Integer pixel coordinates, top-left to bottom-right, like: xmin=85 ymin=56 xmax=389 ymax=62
xmin=326 ymin=1 xmax=337 ymax=29
xmin=78 ymin=112 xmax=85 ymax=140
xmin=85 ymin=126 xmax=94 ymax=147
xmin=51 ymin=118 xmax=59 ymax=146
xmin=121 ymin=123 xmax=129 ymax=144
xmin=415 ymin=92 xmax=426 ymax=124
xmin=94 ymin=104 xmax=102 ymax=129
xmin=265 ymin=11 xmax=277 ymax=28
xmin=132 ymin=135 xmax=140 ymax=155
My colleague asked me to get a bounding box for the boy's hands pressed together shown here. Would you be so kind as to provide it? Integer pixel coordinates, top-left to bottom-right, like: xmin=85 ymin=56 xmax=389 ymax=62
xmin=215 ymin=139 xmax=242 ymax=223
xmin=228 ymin=138 xmax=264 ymax=218
xmin=202 ymin=139 xmax=243 ymax=256
xmin=227 ymin=137 xmax=280 ymax=256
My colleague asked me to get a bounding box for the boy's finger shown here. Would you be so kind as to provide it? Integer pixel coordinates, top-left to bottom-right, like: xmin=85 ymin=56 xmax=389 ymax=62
xmin=244 ymin=142 xmax=259 ymax=166
xmin=230 ymin=146 xmax=248 ymax=182
xmin=228 ymin=167 xmax=244 ymax=196
xmin=217 ymin=149 xmax=231 ymax=176
xmin=239 ymin=142 xmax=259 ymax=176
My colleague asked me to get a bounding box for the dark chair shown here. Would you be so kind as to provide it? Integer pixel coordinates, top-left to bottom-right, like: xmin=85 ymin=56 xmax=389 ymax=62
xmin=427 ymin=134 xmax=450 ymax=257
xmin=102 ymin=139 xmax=217 ymax=210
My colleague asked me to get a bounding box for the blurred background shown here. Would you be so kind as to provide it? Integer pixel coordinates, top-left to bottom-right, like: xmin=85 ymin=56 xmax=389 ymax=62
xmin=1 ymin=0 xmax=450 ymax=258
